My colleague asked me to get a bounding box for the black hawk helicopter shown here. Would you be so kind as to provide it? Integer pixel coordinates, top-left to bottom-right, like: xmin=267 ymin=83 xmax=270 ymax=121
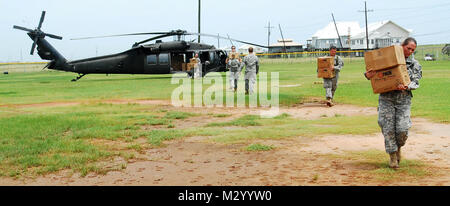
xmin=13 ymin=11 xmax=267 ymax=81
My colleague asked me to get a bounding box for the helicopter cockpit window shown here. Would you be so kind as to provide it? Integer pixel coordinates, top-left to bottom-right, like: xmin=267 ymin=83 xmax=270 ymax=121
xmin=209 ymin=52 xmax=215 ymax=63
xmin=159 ymin=53 xmax=169 ymax=65
xmin=147 ymin=55 xmax=157 ymax=65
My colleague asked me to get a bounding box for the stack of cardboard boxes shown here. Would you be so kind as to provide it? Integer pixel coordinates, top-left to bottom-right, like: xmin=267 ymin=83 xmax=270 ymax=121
xmin=317 ymin=57 xmax=335 ymax=78
xmin=364 ymin=45 xmax=411 ymax=94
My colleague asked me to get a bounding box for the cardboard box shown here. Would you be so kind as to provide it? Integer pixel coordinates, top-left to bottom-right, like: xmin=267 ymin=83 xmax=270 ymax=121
xmin=187 ymin=63 xmax=195 ymax=71
xmin=317 ymin=57 xmax=335 ymax=78
xmin=370 ymin=64 xmax=411 ymax=94
xmin=365 ymin=45 xmax=406 ymax=71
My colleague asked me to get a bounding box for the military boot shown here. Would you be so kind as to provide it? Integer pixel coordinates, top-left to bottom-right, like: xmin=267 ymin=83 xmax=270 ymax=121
xmin=389 ymin=153 xmax=399 ymax=169
xmin=396 ymin=147 xmax=401 ymax=164
xmin=326 ymin=98 xmax=333 ymax=107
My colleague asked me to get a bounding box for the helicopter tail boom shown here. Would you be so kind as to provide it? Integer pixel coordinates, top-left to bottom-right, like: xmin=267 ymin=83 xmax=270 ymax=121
xmin=14 ymin=11 xmax=69 ymax=71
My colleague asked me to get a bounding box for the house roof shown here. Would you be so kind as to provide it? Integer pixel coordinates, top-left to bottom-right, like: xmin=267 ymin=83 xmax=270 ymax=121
xmin=269 ymin=39 xmax=303 ymax=47
xmin=312 ymin=22 xmax=362 ymax=39
xmin=352 ymin=20 xmax=412 ymax=39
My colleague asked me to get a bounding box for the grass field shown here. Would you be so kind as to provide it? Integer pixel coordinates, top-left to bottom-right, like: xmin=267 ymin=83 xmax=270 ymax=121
xmin=0 ymin=56 xmax=448 ymax=178
xmin=1 ymin=58 xmax=449 ymax=122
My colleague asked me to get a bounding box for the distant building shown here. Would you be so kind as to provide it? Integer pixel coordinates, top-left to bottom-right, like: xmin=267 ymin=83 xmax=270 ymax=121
xmin=238 ymin=44 xmax=267 ymax=54
xmin=310 ymin=20 xmax=411 ymax=51
xmin=310 ymin=21 xmax=362 ymax=50
xmin=350 ymin=20 xmax=411 ymax=50
xmin=268 ymin=39 xmax=303 ymax=53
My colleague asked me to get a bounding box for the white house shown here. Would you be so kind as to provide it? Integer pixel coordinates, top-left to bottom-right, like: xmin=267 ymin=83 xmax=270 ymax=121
xmin=238 ymin=44 xmax=267 ymax=54
xmin=268 ymin=39 xmax=303 ymax=53
xmin=311 ymin=20 xmax=411 ymax=50
xmin=350 ymin=20 xmax=411 ymax=50
xmin=311 ymin=22 xmax=363 ymax=50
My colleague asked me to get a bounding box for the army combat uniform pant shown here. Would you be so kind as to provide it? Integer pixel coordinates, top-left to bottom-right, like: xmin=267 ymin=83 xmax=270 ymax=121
xmin=378 ymin=91 xmax=412 ymax=154
xmin=194 ymin=65 xmax=202 ymax=78
xmin=245 ymin=71 xmax=256 ymax=94
xmin=229 ymin=71 xmax=240 ymax=90
xmin=323 ymin=71 xmax=340 ymax=99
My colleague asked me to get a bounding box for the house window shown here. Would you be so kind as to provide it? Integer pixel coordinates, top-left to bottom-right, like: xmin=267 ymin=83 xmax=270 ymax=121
xmin=371 ymin=39 xmax=374 ymax=44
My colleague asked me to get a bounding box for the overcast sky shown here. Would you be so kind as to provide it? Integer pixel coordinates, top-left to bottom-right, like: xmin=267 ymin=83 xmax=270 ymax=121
xmin=1 ymin=0 xmax=449 ymax=62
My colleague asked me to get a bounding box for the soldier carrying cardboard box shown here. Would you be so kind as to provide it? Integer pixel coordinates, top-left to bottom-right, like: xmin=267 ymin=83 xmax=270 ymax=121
xmin=321 ymin=45 xmax=344 ymax=107
xmin=364 ymin=37 xmax=423 ymax=169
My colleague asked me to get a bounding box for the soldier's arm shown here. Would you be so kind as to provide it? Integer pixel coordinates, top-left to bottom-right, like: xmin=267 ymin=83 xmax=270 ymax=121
xmin=334 ymin=56 xmax=344 ymax=71
xmin=407 ymin=61 xmax=423 ymax=90
xmin=256 ymin=58 xmax=259 ymax=74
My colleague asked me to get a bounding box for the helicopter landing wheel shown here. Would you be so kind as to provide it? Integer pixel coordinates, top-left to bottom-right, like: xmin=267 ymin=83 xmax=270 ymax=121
xmin=71 ymin=73 xmax=86 ymax=82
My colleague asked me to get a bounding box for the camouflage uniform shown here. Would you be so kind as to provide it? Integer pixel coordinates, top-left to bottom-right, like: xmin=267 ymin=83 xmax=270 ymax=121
xmin=193 ymin=57 xmax=202 ymax=78
xmin=242 ymin=53 xmax=259 ymax=94
xmin=323 ymin=55 xmax=344 ymax=99
xmin=377 ymin=55 xmax=422 ymax=154
xmin=226 ymin=52 xmax=242 ymax=90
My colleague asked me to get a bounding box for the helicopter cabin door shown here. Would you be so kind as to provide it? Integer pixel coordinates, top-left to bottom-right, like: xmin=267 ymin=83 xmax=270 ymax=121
xmin=144 ymin=53 xmax=171 ymax=74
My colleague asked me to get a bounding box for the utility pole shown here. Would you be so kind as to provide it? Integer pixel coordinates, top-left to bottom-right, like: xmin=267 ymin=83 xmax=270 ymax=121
xmin=358 ymin=1 xmax=373 ymax=50
xmin=198 ymin=0 xmax=201 ymax=43
xmin=217 ymin=33 xmax=220 ymax=48
xmin=331 ymin=13 xmax=343 ymax=49
xmin=264 ymin=21 xmax=274 ymax=51
xmin=278 ymin=24 xmax=287 ymax=53
xmin=278 ymin=24 xmax=287 ymax=58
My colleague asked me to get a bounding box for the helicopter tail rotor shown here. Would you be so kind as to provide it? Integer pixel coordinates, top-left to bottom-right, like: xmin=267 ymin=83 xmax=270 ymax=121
xmin=13 ymin=11 xmax=63 ymax=55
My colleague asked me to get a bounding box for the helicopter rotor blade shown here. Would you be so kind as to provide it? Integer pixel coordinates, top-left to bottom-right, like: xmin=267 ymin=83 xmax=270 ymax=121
xmin=185 ymin=32 xmax=268 ymax=48
xmin=44 ymin=33 xmax=63 ymax=40
xmin=30 ymin=36 xmax=38 ymax=55
xmin=37 ymin=11 xmax=46 ymax=30
xmin=70 ymin=32 xmax=169 ymax=40
xmin=227 ymin=34 xmax=234 ymax=46
xmin=13 ymin=25 xmax=34 ymax=32
xmin=134 ymin=34 xmax=173 ymax=45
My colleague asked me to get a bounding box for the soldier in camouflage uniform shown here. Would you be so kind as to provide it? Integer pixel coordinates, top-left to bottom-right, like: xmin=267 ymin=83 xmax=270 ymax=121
xmin=241 ymin=47 xmax=259 ymax=95
xmin=323 ymin=45 xmax=344 ymax=107
xmin=193 ymin=53 xmax=202 ymax=78
xmin=365 ymin=37 xmax=422 ymax=169
xmin=226 ymin=46 xmax=242 ymax=92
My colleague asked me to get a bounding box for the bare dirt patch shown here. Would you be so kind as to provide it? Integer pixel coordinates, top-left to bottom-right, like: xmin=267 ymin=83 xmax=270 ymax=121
xmin=1 ymin=101 xmax=448 ymax=186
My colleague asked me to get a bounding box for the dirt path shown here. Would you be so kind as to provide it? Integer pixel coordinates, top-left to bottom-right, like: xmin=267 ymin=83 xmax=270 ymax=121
xmin=1 ymin=102 xmax=449 ymax=186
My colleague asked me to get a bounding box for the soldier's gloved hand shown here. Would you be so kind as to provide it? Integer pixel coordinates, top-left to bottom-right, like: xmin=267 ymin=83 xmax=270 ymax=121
xmin=397 ymin=84 xmax=408 ymax=91
xmin=365 ymin=70 xmax=376 ymax=79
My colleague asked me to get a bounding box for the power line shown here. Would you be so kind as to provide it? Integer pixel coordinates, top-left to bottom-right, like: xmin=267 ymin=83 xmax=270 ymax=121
xmin=414 ymin=29 xmax=450 ymax=37
xmin=373 ymin=2 xmax=450 ymax=11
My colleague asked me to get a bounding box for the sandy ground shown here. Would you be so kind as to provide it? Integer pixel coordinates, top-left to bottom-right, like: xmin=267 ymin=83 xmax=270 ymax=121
xmin=1 ymin=101 xmax=449 ymax=186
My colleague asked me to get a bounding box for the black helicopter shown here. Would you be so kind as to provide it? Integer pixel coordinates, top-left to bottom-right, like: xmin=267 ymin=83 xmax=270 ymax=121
xmin=13 ymin=11 xmax=267 ymax=81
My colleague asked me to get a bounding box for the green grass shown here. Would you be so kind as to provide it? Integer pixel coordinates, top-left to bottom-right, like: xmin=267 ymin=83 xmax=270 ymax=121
xmin=1 ymin=59 xmax=449 ymax=122
xmin=246 ymin=144 xmax=274 ymax=151
xmin=328 ymin=149 xmax=435 ymax=181
xmin=0 ymin=103 xmax=200 ymax=177
xmin=199 ymin=114 xmax=379 ymax=144
xmin=164 ymin=111 xmax=199 ymax=119
xmin=0 ymin=57 xmax=448 ymax=178
xmin=206 ymin=115 xmax=262 ymax=127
